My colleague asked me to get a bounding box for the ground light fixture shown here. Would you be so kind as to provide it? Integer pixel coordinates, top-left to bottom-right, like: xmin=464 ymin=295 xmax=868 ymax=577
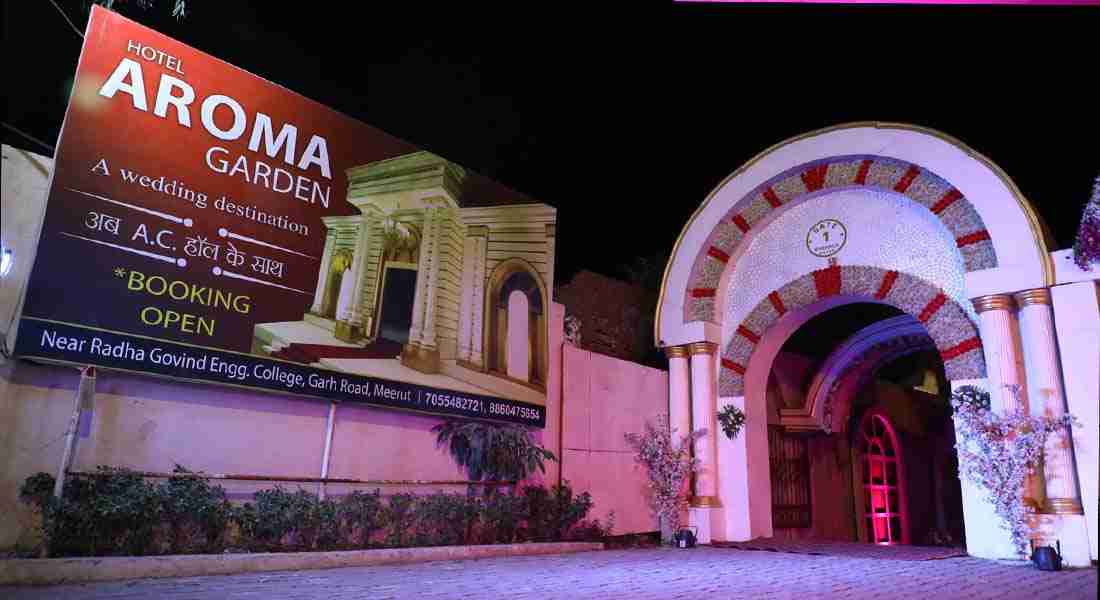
xmin=0 ymin=247 xmax=12 ymax=277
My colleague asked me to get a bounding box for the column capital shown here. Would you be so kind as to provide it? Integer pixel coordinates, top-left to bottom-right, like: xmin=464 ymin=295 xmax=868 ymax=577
xmin=664 ymin=345 xmax=690 ymax=359
xmin=687 ymin=341 xmax=718 ymax=356
xmin=689 ymin=495 xmax=722 ymax=508
xmin=1013 ymin=288 xmax=1052 ymax=307
xmin=972 ymin=294 xmax=1016 ymax=314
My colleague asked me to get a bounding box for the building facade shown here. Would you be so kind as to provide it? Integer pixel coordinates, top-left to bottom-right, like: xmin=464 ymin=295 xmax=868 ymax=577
xmin=656 ymin=123 xmax=1098 ymax=566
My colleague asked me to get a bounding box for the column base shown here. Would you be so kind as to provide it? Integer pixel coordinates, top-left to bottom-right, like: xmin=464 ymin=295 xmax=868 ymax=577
xmin=1033 ymin=513 xmax=1093 ymax=567
xmin=457 ymin=358 xmax=486 ymax=373
xmin=402 ymin=343 xmax=441 ymax=374
xmin=1043 ymin=497 xmax=1084 ymax=515
xmin=688 ymin=506 xmax=720 ymax=545
xmin=334 ymin=320 xmax=362 ymax=342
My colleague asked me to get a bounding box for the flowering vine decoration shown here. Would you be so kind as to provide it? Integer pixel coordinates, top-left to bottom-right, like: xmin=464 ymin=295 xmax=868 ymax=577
xmin=624 ymin=416 xmax=704 ymax=536
xmin=1070 ymin=174 xmax=1100 ymax=271
xmin=951 ymin=384 xmax=1076 ymax=555
xmin=563 ymin=314 xmax=582 ymax=346
xmin=717 ymin=404 xmax=746 ymax=440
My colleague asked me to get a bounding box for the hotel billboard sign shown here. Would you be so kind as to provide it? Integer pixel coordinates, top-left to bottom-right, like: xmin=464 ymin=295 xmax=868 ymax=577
xmin=12 ymin=7 xmax=551 ymax=427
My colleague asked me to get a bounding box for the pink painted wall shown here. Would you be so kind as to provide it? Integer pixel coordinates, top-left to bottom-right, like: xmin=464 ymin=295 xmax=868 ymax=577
xmin=0 ymin=359 xmax=481 ymax=549
xmin=0 ymin=298 xmax=671 ymax=549
xmin=560 ymin=343 xmax=668 ymax=534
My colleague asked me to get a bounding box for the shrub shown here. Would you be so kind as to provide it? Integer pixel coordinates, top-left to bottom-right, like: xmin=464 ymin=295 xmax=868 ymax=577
xmin=412 ymin=492 xmax=479 ymax=547
xmin=383 ymin=492 xmax=417 ymax=548
xmin=158 ymin=465 xmax=232 ymax=554
xmin=240 ymin=487 xmax=340 ymax=551
xmin=337 ymin=489 xmax=386 ymax=549
xmin=19 ymin=467 xmax=608 ymax=556
xmin=479 ymin=492 xmax=525 ymax=544
xmin=521 ymin=482 xmax=594 ymax=542
xmin=22 ymin=468 xmax=161 ymax=557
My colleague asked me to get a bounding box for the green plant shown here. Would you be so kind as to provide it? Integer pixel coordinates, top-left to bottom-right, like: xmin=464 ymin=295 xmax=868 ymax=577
xmin=479 ymin=492 xmax=526 ymax=544
xmin=625 ymin=417 xmax=703 ymax=535
xmin=158 ymin=465 xmax=231 ymax=554
xmin=520 ymin=482 xmax=594 ymax=542
xmin=337 ymin=489 xmax=386 ymax=548
xmin=432 ymin=420 xmax=557 ymax=485
xmin=383 ymin=492 xmax=418 ymax=548
xmin=25 ymin=467 xmax=161 ymax=557
xmin=413 ymin=492 xmax=479 ymax=547
xmin=18 ymin=466 xmax=610 ymax=556
xmin=952 ymin=384 xmax=1077 ymax=555
xmin=241 ymin=487 xmax=338 ymax=551
xmin=717 ymin=404 xmax=746 ymax=440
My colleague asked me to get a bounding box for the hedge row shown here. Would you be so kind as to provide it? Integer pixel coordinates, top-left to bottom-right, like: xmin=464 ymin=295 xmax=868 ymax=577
xmin=18 ymin=466 xmax=612 ymax=557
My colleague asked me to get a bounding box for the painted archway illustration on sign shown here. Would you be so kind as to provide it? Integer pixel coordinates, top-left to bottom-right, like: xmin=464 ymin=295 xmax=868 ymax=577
xmin=484 ymin=258 xmax=549 ymax=389
xmin=654 ymin=122 xmax=1058 ymax=558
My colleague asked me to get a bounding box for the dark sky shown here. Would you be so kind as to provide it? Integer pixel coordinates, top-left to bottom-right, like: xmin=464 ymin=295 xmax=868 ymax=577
xmin=5 ymin=2 xmax=1098 ymax=285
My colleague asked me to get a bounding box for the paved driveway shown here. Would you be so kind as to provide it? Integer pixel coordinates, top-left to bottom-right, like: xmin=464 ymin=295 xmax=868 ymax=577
xmin=3 ymin=547 xmax=1096 ymax=599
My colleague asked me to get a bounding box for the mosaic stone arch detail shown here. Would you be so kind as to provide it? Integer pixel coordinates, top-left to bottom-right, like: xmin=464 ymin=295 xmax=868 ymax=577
xmin=685 ymin=155 xmax=997 ymax=323
xmin=815 ymin=329 xmax=937 ymax=435
xmin=718 ymin=264 xmax=985 ymax=397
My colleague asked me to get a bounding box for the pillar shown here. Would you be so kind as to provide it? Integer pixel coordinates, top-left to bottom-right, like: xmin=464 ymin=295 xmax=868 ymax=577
xmin=347 ymin=215 xmax=374 ymax=328
xmin=665 ymin=346 xmax=692 ymax=441
xmin=1051 ymin=281 xmax=1099 ymax=562
xmin=971 ymin=295 xmax=1027 ymax=412
xmin=311 ymin=228 xmax=337 ymax=315
xmin=335 ymin=217 xmax=371 ymax=341
xmin=407 ymin=209 xmax=434 ymax=346
xmin=402 ymin=206 xmax=442 ymax=373
xmin=468 ymin=231 xmax=488 ymax=368
xmin=1015 ymin=287 xmax=1090 ymax=567
xmin=457 ymin=235 xmax=477 ymax=363
xmin=959 ymin=292 xmax=1027 ymax=560
xmin=688 ymin=341 xmax=720 ymax=544
xmin=421 ymin=209 xmax=446 ymax=352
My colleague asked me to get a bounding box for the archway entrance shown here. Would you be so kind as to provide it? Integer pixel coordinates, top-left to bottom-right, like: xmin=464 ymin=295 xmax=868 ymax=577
xmin=655 ymin=123 xmax=1093 ymax=563
xmin=766 ymin=303 xmax=965 ymax=547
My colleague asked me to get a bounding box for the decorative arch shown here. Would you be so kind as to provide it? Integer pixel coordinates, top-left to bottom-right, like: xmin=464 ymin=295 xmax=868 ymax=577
xmin=782 ymin=315 xmax=936 ymax=434
xmin=484 ymin=258 xmax=548 ymax=388
xmin=719 ymin=264 xmax=984 ymax=397
xmin=684 ymin=155 xmax=995 ymax=323
xmin=657 ymin=122 xmax=1055 ymax=347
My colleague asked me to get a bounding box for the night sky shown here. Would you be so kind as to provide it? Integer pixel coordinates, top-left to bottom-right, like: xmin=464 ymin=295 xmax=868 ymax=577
xmin=5 ymin=2 xmax=1098 ymax=285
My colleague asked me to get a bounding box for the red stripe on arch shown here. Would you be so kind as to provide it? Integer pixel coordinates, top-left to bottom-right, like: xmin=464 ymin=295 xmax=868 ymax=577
xmin=956 ymin=230 xmax=992 ymax=247
xmin=732 ymin=214 xmax=751 ymax=233
xmin=736 ymin=325 xmax=760 ymax=344
xmin=941 ymin=337 xmax=982 ymax=361
xmin=763 ymin=187 xmax=783 ymax=208
xmin=721 ymin=358 xmax=745 ymax=375
xmin=768 ymin=291 xmax=787 ymax=315
xmin=707 ymin=246 xmax=730 ymax=263
xmin=894 ymin=165 xmax=921 ymax=193
xmin=918 ymin=293 xmax=947 ymax=323
xmin=691 ymin=288 xmax=716 ymax=298
xmin=801 ymin=164 xmax=828 ymax=192
xmin=855 ymin=159 xmax=873 ymax=185
xmin=874 ymin=270 xmax=899 ymax=300
xmin=813 ymin=264 xmax=842 ymax=298
xmin=931 ymin=188 xmax=963 ymax=215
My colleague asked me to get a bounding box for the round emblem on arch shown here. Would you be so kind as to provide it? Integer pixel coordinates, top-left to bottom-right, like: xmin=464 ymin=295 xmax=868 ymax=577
xmin=806 ymin=219 xmax=847 ymax=257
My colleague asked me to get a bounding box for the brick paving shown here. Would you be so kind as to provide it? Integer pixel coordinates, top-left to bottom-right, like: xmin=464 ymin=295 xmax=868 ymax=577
xmin=2 ymin=547 xmax=1096 ymax=600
